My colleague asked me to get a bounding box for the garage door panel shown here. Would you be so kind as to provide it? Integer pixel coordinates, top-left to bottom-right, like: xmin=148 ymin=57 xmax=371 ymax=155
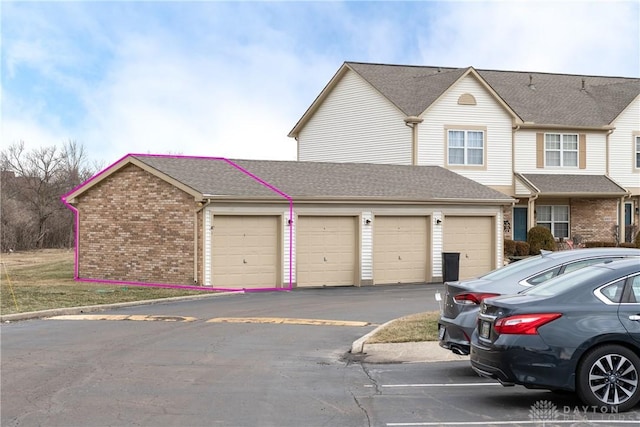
xmin=374 ymin=216 xmax=428 ymax=284
xmin=212 ymin=216 xmax=279 ymax=288
xmin=297 ymin=217 xmax=356 ymax=287
xmin=443 ymin=216 xmax=493 ymax=280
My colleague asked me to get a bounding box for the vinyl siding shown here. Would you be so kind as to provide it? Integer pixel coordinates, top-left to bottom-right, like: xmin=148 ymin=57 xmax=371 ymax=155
xmin=495 ymin=212 xmax=503 ymax=270
xmin=361 ymin=212 xmax=373 ymax=282
xmin=418 ymin=75 xmax=513 ymax=186
xmin=204 ymin=210 xmax=213 ymax=285
xmin=284 ymin=209 xmax=295 ymax=287
xmin=514 ymin=130 xmax=607 ymax=174
xmin=431 ymin=212 xmax=443 ymax=279
xmin=298 ymin=70 xmax=411 ymax=165
xmin=609 ymin=95 xmax=640 ymax=192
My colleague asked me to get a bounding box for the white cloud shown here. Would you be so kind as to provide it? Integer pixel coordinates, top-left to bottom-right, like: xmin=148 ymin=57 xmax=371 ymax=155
xmin=76 ymin=17 xmax=335 ymax=163
xmin=2 ymin=1 xmax=638 ymax=168
xmin=416 ymin=1 xmax=639 ymax=76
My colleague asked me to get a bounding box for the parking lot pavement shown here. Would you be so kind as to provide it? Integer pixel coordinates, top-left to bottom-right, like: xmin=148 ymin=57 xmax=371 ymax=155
xmin=357 ymin=360 xmax=640 ymax=426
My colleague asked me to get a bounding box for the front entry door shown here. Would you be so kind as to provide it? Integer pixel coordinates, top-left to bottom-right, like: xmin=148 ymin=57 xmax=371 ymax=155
xmin=513 ymin=207 xmax=528 ymax=242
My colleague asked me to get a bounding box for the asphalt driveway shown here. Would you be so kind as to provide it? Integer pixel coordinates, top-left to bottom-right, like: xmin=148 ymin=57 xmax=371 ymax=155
xmin=3 ymin=285 xmax=639 ymax=426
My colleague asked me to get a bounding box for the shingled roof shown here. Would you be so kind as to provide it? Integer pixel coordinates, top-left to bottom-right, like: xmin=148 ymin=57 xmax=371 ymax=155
xmin=516 ymin=173 xmax=628 ymax=196
xmin=107 ymin=155 xmax=512 ymax=203
xmin=341 ymin=62 xmax=639 ymax=127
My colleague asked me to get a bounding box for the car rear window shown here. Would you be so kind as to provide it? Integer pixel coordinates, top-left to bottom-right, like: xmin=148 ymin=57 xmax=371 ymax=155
xmin=523 ymin=265 xmax=610 ymax=297
xmin=480 ymin=254 xmax=544 ymax=280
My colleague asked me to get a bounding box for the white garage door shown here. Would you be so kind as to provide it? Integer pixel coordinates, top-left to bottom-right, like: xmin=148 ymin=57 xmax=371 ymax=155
xmin=443 ymin=216 xmax=493 ymax=280
xmin=296 ymin=216 xmax=356 ymax=287
xmin=211 ymin=215 xmax=279 ymax=288
xmin=374 ymin=216 xmax=429 ymax=284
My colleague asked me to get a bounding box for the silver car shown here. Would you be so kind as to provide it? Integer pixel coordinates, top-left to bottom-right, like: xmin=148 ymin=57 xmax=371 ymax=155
xmin=438 ymin=247 xmax=640 ymax=355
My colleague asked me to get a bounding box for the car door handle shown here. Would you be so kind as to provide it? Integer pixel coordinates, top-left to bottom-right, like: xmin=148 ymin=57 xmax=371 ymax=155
xmin=629 ymin=315 xmax=640 ymax=321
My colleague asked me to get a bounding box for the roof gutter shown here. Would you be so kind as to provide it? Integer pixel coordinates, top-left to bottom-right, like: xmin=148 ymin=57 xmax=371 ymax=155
xmin=201 ymin=196 xmax=514 ymax=205
xmin=532 ymin=192 xmax=629 ymax=198
xmin=515 ymin=123 xmax=616 ymax=132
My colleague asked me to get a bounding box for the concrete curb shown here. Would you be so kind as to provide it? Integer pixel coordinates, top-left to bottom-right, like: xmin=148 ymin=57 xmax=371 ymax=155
xmin=1 ymin=291 xmax=243 ymax=323
xmin=350 ymin=319 xmax=396 ymax=353
xmin=359 ymin=341 xmax=470 ymax=363
xmin=350 ymin=317 xmax=470 ymax=363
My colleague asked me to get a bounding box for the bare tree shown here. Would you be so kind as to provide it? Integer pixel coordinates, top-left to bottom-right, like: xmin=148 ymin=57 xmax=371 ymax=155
xmin=1 ymin=140 xmax=99 ymax=251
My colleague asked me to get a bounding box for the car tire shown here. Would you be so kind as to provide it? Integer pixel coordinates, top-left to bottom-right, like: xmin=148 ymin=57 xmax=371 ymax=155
xmin=576 ymin=344 xmax=640 ymax=412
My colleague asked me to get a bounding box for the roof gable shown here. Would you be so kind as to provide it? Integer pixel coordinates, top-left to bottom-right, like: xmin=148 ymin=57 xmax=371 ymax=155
xmin=65 ymin=154 xmax=514 ymax=204
xmin=62 ymin=155 xmax=204 ymax=203
xmin=345 ymin=62 xmax=467 ymax=117
xmin=290 ymin=62 xmax=640 ymax=135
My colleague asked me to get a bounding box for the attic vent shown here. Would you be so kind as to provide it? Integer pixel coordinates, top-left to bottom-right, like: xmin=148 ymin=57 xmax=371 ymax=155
xmin=458 ymin=93 xmax=477 ymax=105
xmin=528 ymin=74 xmax=536 ymax=90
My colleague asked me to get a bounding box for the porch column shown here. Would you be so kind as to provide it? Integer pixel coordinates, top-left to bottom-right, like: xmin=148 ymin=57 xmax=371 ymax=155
xmin=527 ymin=197 xmax=537 ymax=233
xmin=620 ymin=196 xmax=626 ymax=245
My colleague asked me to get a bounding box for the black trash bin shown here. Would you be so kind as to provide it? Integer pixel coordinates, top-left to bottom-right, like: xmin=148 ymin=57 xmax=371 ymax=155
xmin=442 ymin=252 xmax=460 ymax=282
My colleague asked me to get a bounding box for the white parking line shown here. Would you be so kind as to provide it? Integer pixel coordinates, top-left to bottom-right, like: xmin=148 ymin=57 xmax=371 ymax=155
xmin=364 ymin=382 xmax=501 ymax=388
xmin=387 ymin=421 xmax=640 ymax=426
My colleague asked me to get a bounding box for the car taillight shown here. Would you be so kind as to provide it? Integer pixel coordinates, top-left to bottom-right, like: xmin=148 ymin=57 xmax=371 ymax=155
xmin=494 ymin=313 xmax=562 ymax=335
xmin=453 ymin=292 xmax=500 ymax=305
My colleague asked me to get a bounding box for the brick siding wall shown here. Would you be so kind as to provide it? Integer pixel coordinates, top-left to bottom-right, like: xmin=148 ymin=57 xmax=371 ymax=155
xmin=570 ymin=198 xmax=618 ymax=243
xmin=76 ymin=164 xmax=196 ymax=285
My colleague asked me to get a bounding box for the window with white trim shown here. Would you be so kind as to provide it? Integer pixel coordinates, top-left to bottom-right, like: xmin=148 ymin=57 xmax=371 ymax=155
xmin=635 ymin=135 xmax=640 ymax=169
xmin=448 ymin=130 xmax=484 ymax=165
xmin=545 ymin=133 xmax=578 ymax=167
xmin=536 ymin=205 xmax=569 ymax=239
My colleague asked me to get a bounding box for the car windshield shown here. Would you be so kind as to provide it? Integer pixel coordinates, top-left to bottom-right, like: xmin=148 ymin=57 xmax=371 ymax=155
xmin=480 ymin=254 xmax=545 ymax=280
xmin=522 ymin=265 xmax=609 ymax=297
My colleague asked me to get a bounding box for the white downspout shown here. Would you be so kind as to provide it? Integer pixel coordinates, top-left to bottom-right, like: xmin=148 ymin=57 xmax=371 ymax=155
xmin=404 ymin=116 xmax=424 ymax=165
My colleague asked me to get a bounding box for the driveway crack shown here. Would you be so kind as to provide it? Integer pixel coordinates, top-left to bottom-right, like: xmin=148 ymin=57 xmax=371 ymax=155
xmin=351 ymin=391 xmax=371 ymax=427
xmin=349 ymin=362 xmax=381 ymax=427
xmin=360 ymin=363 xmax=381 ymax=395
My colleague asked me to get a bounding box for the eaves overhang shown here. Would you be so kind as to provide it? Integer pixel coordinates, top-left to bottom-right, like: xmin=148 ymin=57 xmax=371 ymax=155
xmin=515 ymin=123 xmax=616 ymax=132
xmin=532 ymin=192 xmax=628 ymax=198
xmin=201 ymin=195 xmax=515 ymax=205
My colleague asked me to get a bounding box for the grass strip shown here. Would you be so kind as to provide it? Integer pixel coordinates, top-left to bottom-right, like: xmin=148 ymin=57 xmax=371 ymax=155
xmin=367 ymin=311 xmax=440 ymax=343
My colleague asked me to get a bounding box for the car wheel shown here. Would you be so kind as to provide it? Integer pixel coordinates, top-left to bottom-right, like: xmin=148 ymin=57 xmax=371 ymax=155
xmin=577 ymin=344 xmax=640 ymax=412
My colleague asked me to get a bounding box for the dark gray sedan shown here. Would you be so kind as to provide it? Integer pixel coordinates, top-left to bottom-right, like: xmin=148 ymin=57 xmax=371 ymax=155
xmin=470 ymin=257 xmax=640 ymax=412
xmin=438 ymin=248 xmax=640 ymax=355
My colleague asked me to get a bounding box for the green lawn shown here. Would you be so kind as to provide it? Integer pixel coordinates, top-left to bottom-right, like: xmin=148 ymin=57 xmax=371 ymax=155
xmin=1 ymin=250 xmax=212 ymax=315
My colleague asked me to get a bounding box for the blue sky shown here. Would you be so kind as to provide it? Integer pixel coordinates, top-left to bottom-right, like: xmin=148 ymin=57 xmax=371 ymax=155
xmin=2 ymin=1 xmax=639 ymax=165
